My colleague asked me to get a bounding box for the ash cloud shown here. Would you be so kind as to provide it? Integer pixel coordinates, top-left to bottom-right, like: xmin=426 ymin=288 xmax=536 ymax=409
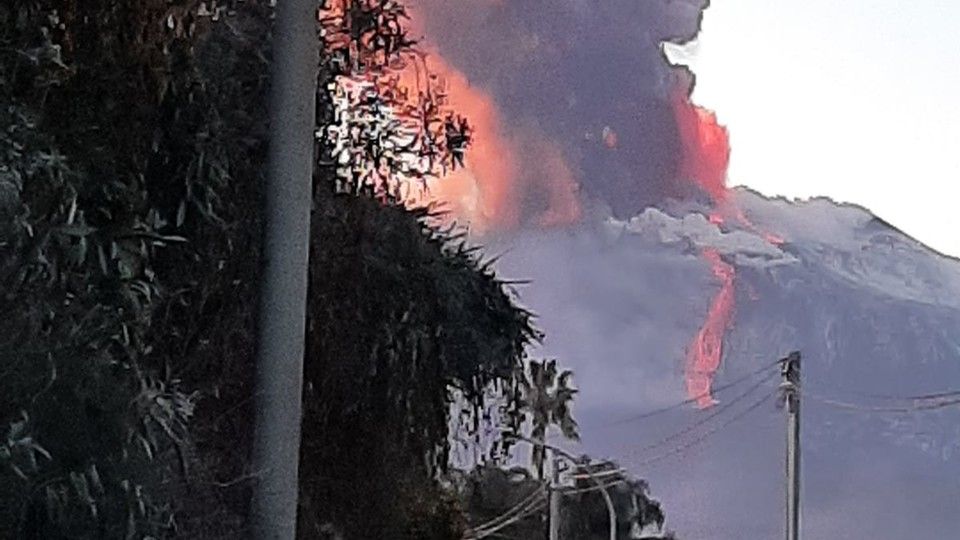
xmin=412 ymin=0 xmax=711 ymax=220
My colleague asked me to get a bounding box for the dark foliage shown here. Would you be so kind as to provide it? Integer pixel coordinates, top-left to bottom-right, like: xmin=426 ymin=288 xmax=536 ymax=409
xmin=459 ymin=461 xmax=675 ymax=540
xmin=298 ymin=195 xmax=537 ymax=539
xmin=521 ymin=359 xmax=580 ymax=479
xmin=318 ymin=0 xmax=473 ymax=200
xmin=460 ymin=465 xmax=548 ymax=539
xmin=3 ymin=0 xmax=540 ymax=538
xmin=0 ymin=1 xmax=266 ymax=536
xmin=560 ymin=461 xmax=671 ymax=540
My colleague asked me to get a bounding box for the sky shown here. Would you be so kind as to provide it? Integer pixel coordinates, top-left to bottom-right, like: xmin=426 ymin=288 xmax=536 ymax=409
xmin=667 ymin=0 xmax=960 ymax=257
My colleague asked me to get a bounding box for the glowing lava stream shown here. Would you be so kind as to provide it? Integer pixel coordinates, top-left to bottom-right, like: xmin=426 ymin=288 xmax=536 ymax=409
xmin=672 ymin=86 xmax=784 ymax=408
xmin=686 ymin=245 xmax=735 ymax=407
xmin=676 ymin=106 xmax=782 ymax=407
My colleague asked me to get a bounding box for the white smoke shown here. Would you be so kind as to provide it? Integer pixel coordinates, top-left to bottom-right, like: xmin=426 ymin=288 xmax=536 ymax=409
xmin=605 ymin=206 xmax=797 ymax=268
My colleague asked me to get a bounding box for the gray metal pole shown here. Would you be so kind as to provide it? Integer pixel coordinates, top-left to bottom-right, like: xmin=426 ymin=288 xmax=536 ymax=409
xmin=251 ymin=0 xmax=318 ymax=538
xmin=549 ymin=455 xmax=561 ymax=540
xmin=781 ymin=352 xmax=801 ymax=540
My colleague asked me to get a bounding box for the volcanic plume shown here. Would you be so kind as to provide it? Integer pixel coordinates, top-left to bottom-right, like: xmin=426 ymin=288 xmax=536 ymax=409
xmin=406 ymin=0 xmax=755 ymax=404
xmin=408 ymin=56 xmax=582 ymax=231
xmin=389 ymin=5 xmax=583 ymax=231
xmin=411 ymin=0 xmax=706 ymax=217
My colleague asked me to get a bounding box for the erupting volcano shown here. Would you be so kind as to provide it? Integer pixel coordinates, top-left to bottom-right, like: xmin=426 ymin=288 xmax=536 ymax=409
xmin=669 ymin=74 xmax=786 ymax=406
xmin=403 ymin=2 xmax=960 ymax=538
xmin=404 ymin=0 xmax=787 ymax=406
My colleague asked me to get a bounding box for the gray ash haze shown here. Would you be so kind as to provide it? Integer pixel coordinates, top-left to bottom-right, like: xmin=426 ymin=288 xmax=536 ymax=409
xmin=414 ymin=1 xmax=960 ymax=539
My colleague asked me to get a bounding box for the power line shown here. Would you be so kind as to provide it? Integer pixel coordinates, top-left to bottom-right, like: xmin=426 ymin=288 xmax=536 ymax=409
xmin=469 ymin=498 xmax=547 ymax=540
xmin=603 ymin=359 xmax=781 ymax=427
xmin=621 ymin=369 xmax=779 ymax=460
xmin=503 ymin=434 xmax=619 ymax=540
xmin=464 ymin=483 xmax=547 ymax=540
xmin=628 ymin=387 xmax=778 ymax=469
xmin=569 ymin=467 xmax=628 ymax=481
xmin=807 ymin=378 xmax=960 ymax=403
xmin=803 ymin=391 xmax=960 ymax=414
xmin=560 ymin=478 xmax=628 ymax=497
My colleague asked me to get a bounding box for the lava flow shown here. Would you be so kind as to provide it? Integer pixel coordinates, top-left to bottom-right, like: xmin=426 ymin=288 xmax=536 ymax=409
xmin=685 ymin=248 xmax=736 ymax=407
xmin=673 ymin=83 xmax=788 ymax=406
xmin=672 ymin=88 xmax=739 ymax=407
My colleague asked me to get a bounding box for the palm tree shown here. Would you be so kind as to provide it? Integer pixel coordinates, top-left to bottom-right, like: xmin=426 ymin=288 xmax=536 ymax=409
xmin=520 ymin=359 xmax=580 ymax=479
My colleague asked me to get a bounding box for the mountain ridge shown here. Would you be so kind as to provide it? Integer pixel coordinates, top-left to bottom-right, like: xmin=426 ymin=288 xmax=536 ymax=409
xmin=490 ymin=188 xmax=960 ymax=540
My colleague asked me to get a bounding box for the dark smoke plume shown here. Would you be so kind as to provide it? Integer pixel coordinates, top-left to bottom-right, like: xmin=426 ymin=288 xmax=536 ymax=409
xmin=412 ymin=0 xmax=712 ymax=220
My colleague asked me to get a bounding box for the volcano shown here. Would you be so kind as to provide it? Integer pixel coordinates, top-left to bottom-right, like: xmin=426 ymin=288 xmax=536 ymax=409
xmin=490 ymin=188 xmax=960 ymax=540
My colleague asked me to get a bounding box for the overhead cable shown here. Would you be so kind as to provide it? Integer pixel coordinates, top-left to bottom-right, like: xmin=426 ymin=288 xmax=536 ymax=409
xmin=803 ymin=391 xmax=960 ymax=414
xmin=463 ymin=482 xmax=547 ymax=539
xmin=628 ymin=387 xmax=778 ymax=469
xmin=622 ymin=369 xmax=779 ymax=459
xmin=604 ymin=359 xmax=781 ymax=427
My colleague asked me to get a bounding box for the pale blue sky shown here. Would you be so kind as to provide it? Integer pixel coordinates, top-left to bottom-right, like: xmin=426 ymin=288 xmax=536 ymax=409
xmin=668 ymin=0 xmax=960 ymax=256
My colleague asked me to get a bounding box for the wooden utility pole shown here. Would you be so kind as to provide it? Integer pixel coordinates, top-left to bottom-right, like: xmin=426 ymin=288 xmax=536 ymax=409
xmin=549 ymin=455 xmax=561 ymax=540
xmin=780 ymin=351 xmax=801 ymax=540
xmin=251 ymin=0 xmax=318 ymax=538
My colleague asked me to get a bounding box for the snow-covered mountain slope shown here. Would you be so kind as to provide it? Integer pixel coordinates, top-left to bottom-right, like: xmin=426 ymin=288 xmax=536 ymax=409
xmin=489 ymin=188 xmax=960 ymax=540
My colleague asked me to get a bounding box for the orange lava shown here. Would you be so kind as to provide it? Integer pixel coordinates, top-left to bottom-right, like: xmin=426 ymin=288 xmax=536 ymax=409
xmin=675 ymin=97 xmax=782 ymax=405
xmin=672 ymin=88 xmax=731 ymax=205
xmin=734 ymin=207 xmax=785 ymax=245
xmin=673 ymin=83 xmax=737 ymax=406
xmin=685 ymin=246 xmax=736 ymax=407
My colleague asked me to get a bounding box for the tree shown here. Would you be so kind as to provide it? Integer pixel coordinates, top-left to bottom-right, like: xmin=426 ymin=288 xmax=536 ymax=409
xmin=0 ymin=1 xmax=247 ymax=535
xmin=521 ymin=359 xmax=580 ymax=479
xmin=456 ymin=458 xmax=676 ymax=540
xmin=560 ymin=463 xmax=674 ymax=540
xmin=293 ymin=1 xmax=536 ymax=537
xmin=1 ymin=1 xmax=678 ymax=538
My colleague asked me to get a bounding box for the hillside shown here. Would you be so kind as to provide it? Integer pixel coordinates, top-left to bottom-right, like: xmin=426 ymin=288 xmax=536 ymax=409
xmin=490 ymin=188 xmax=960 ymax=539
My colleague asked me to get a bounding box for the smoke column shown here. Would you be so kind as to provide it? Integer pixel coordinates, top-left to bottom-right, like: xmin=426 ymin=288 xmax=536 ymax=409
xmin=410 ymin=0 xmax=711 ymax=219
xmin=406 ymin=0 xmax=771 ymax=403
xmin=396 ymin=50 xmax=582 ymax=230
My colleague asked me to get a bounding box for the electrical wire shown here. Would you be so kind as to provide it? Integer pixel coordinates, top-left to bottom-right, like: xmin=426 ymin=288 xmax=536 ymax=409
xmin=628 ymin=387 xmax=778 ymax=469
xmin=569 ymin=467 xmax=628 ymax=481
xmin=467 ymin=498 xmax=547 ymax=540
xmin=463 ymin=483 xmax=547 ymax=540
xmin=464 ymin=486 xmax=544 ymax=537
xmin=560 ymin=478 xmax=628 ymax=497
xmin=803 ymin=391 xmax=960 ymax=414
xmin=467 ymin=497 xmax=547 ymax=540
xmin=603 ymin=358 xmax=782 ymax=427
xmin=622 ymin=369 xmax=779 ymax=459
xmin=806 ymin=376 xmax=960 ymax=403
